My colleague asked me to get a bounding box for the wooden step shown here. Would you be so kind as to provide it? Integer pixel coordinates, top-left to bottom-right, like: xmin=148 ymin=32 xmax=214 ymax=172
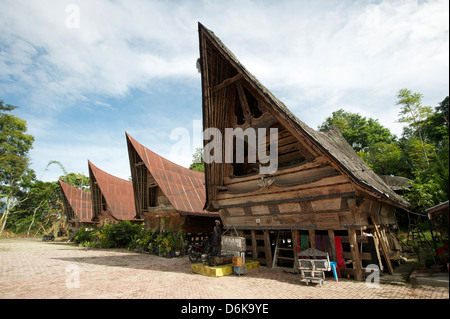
xmin=277 ymin=256 xmax=295 ymax=261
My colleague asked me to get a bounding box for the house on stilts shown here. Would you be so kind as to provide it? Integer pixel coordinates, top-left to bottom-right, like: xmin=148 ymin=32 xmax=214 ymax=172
xmin=197 ymin=23 xmax=413 ymax=281
xmin=59 ymin=179 xmax=95 ymax=232
xmin=88 ymin=160 xmax=142 ymax=224
xmin=126 ymin=133 xmax=219 ymax=236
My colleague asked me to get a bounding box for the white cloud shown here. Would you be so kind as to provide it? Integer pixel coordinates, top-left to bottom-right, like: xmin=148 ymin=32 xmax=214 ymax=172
xmin=0 ymin=0 xmax=200 ymax=110
xmin=1 ymin=0 xmax=448 ymax=181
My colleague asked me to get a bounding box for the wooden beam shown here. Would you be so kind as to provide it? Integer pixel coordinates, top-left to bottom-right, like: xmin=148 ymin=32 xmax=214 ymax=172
xmin=213 ymin=73 xmax=243 ymax=91
xmin=235 ymin=81 xmax=252 ymax=121
xmin=291 ymin=229 xmax=299 ymax=270
xmin=264 ymin=229 xmax=273 ymax=268
xmin=251 ymin=230 xmax=257 ymax=260
xmin=308 ymin=229 xmax=316 ymax=249
xmin=370 ymin=216 xmax=394 ymax=275
xmin=328 ymin=229 xmax=337 ymax=261
xmin=348 ymin=228 xmax=363 ymax=281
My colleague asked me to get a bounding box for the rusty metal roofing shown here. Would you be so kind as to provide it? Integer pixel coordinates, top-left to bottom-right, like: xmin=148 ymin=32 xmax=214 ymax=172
xmin=126 ymin=132 xmax=218 ymax=217
xmin=59 ymin=180 xmax=93 ymax=223
xmin=88 ymin=160 xmax=139 ymax=221
xmin=426 ymin=200 xmax=449 ymax=219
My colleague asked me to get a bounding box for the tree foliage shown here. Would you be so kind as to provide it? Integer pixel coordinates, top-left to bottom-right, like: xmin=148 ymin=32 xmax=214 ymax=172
xmin=319 ymin=91 xmax=449 ymax=214
xmin=189 ymin=147 xmax=205 ymax=172
xmin=7 ymin=180 xmax=62 ymax=235
xmin=319 ymin=108 xmax=396 ymax=152
xmin=396 ymin=88 xmax=434 ymax=168
xmin=0 ymin=100 xmax=36 ymax=236
xmin=60 ymin=172 xmax=90 ymax=191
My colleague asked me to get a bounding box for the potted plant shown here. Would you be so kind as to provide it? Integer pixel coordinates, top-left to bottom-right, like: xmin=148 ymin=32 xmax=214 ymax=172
xmin=431 ymin=262 xmax=445 ymax=273
xmin=415 ymin=262 xmax=427 ymax=273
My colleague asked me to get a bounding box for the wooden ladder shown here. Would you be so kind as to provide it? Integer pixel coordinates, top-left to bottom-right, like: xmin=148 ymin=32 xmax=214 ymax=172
xmin=272 ymin=231 xmax=297 ymax=271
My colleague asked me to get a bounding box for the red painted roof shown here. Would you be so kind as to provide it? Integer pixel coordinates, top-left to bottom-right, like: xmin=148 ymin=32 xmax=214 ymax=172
xmin=59 ymin=180 xmax=93 ymax=223
xmin=88 ymin=160 xmax=139 ymax=221
xmin=126 ymin=133 xmax=217 ymax=217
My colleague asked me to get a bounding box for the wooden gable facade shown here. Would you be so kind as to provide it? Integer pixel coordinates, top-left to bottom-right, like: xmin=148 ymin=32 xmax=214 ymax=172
xmin=59 ymin=180 xmax=94 ymax=230
xmin=126 ymin=133 xmax=219 ymax=234
xmin=88 ymin=160 xmax=142 ymax=224
xmin=198 ymin=23 xmax=413 ymax=280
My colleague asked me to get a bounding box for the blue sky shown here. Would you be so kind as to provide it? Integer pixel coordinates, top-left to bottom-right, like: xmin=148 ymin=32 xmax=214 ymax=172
xmin=1 ymin=0 xmax=448 ymax=182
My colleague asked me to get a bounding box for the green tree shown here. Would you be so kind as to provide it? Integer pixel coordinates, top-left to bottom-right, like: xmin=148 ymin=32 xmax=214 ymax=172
xmin=7 ymin=180 xmax=62 ymax=236
xmin=45 ymin=160 xmax=90 ymax=191
xmin=396 ymin=88 xmax=434 ymax=168
xmin=0 ymin=100 xmax=35 ymax=236
xmin=318 ymin=109 xmax=396 ymax=151
xmin=400 ymin=135 xmax=436 ymax=176
xmin=319 ymin=109 xmax=403 ymax=175
xmin=420 ymin=96 xmax=449 ymax=147
xmin=399 ymin=94 xmax=449 ymax=212
xmin=358 ymin=141 xmax=403 ymax=176
xmin=60 ymin=172 xmax=90 ymax=191
xmin=189 ymin=148 xmax=205 ymax=172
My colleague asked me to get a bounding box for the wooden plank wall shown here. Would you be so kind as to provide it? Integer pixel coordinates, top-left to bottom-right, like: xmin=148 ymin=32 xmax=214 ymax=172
xmin=217 ymin=156 xmax=359 ymax=229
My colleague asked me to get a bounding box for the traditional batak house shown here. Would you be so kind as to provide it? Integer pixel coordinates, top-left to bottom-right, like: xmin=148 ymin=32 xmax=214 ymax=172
xmin=198 ymin=23 xmax=413 ymax=280
xmin=59 ymin=180 xmax=94 ymax=231
xmin=126 ymin=133 xmax=219 ymax=235
xmin=426 ymin=200 xmax=449 ymax=245
xmin=88 ymin=160 xmax=141 ymax=224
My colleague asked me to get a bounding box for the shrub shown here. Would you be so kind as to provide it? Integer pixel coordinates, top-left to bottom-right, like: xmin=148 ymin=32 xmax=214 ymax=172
xmin=72 ymin=222 xmax=186 ymax=257
xmin=74 ymin=227 xmax=98 ymax=244
xmin=100 ymin=220 xmax=143 ymax=248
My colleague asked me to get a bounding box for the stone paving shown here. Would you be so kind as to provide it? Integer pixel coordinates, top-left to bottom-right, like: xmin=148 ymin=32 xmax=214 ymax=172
xmin=0 ymin=238 xmax=448 ymax=299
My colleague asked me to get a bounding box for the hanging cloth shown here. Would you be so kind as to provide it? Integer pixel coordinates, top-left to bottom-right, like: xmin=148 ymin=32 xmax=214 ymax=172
xmin=316 ymin=235 xmax=323 ymax=251
xmin=335 ymin=236 xmax=346 ymax=270
xmin=300 ymin=234 xmax=309 ymax=250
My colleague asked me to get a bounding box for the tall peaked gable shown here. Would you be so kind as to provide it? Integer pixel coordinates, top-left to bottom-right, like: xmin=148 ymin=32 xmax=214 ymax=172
xmin=126 ymin=133 xmax=213 ymax=216
xmin=59 ymin=180 xmax=93 ymax=223
xmin=88 ymin=160 xmax=138 ymax=221
xmin=198 ymin=23 xmax=412 ymax=212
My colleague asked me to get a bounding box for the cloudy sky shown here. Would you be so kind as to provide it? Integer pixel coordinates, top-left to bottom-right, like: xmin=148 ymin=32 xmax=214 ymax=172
xmin=1 ymin=0 xmax=448 ymax=182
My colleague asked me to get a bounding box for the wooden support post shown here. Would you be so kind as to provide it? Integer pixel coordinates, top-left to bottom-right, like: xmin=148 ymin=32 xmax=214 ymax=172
xmin=251 ymin=230 xmax=257 ymax=260
xmin=213 ymin=73 xmax=243 ymax=91
xmin=264 ymin=230 xmax=273 ymax=268
xmin=370 ymin=216 xmax=394 ymax=275
xmin=235 ymin=81 xmax=252 ymax=122
xmin=291 ymin=229 xmax=299 ymax=270
xmin=348 ymin=228 xmax=364 ymax=281
xmin=328 ymin=229 xmax=337 ymax=262
xmin=308 ymin=229 xmax=316 ymax=249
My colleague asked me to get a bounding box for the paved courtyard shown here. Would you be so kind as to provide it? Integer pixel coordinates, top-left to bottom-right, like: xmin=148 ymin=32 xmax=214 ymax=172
xmin=0 ymin=238 xmax=448 ymax=300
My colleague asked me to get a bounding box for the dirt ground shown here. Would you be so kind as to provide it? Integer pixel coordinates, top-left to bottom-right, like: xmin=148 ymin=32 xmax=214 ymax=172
xmin=0 ymin=238 xmax=448 ymax=300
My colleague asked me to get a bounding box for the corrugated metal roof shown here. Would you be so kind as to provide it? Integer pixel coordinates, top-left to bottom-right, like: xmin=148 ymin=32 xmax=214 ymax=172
xmin=126 ymin=133 xmax=217 ymax=217
xmin=59 ymin=180 xmax=93 ymax=223
xmin=426 ymin=200 xmax=449 ymax=217
xmin=88 ymin=160 xmax=139 ymax=221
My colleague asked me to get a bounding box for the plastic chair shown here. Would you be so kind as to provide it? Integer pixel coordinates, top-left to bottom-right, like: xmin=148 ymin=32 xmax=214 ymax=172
xmin=329 ymin=261 xmax=339 ymax=282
